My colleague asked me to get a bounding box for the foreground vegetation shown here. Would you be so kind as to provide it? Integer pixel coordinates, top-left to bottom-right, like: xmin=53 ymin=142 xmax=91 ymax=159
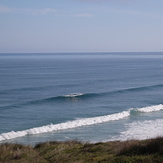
xmin=1 ymin=137 xmax=163 ymax=163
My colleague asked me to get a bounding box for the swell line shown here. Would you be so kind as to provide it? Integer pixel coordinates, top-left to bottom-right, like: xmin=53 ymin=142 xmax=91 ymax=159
xmin=30 ymin=83 xmax=163 ymax=103
xmin=113 ymin=84 xmax=163 ymax=93
xmin=1 ymin=84 xmax=163 ymax=110
xmin=0 ymin=104 xmax=163 ymax=142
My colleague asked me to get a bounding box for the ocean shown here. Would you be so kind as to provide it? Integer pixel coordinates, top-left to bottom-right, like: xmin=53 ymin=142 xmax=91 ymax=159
xmin=1 ymin=52 xmax=163 ymax=145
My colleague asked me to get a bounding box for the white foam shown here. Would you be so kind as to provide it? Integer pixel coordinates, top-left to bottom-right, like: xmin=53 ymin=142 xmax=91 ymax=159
xmin=0 ymin=135 xmax=5 ymax=141
xmin=0 ymin=111 xmax=130 ymax=141
xmin=137 ymin=104 xmax=163 ymax=113
xmin=114 ymin=119 xmax=163 ymax=141
xmin=1 ymin=104 xmax=163 ymax=142
xmin=63 ymin=93 xmax=84 ymax=97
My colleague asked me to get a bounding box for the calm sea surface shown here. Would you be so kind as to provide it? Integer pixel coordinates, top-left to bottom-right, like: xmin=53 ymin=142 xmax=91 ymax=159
xmin=1 ymin=52 xmax=163 ymax=145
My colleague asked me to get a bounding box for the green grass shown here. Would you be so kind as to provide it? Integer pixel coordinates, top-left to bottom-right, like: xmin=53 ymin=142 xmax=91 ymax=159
xmin=1 ymin=137 xmax=163 ymax=163
xmin=0 ymin=143 xmax=47 ymax=163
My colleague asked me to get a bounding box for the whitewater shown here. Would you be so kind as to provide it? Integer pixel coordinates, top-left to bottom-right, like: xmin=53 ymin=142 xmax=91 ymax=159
xmin=0 ymin=104 xmax=163 ymax=142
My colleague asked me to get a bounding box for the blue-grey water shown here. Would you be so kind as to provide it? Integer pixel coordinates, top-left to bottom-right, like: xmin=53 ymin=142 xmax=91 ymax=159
xmin=1 ymin=52 xmax=163 ymax=145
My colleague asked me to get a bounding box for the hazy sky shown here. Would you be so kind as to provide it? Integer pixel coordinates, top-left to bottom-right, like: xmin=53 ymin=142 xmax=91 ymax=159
xmin=0 ymin=0 xmax=163 ymax=53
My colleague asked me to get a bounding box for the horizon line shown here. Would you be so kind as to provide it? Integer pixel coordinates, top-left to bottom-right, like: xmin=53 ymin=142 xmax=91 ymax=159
xmin=0 ymin=51 xmax=163 ymax=54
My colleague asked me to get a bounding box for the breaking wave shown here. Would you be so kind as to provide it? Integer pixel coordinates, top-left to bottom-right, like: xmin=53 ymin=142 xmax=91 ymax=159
xmin=136 ymin=104 xmax=163 ymax=112
xmin=0 ymin=111 xmax=130 ymax=141
xmin=0 ymin=104 xmax=163 ymax=142
xmin=63 ymin=93 xmax=84 ymax=97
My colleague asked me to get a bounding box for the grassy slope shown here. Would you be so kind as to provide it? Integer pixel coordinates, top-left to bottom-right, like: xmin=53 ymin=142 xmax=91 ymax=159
xmin=1 ymin=137 xmax=163 ymax=163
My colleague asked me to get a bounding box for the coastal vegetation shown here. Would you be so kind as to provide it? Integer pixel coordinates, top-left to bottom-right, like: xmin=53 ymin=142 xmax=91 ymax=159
xmin=1 ymin=137 xmax=163 ymax=163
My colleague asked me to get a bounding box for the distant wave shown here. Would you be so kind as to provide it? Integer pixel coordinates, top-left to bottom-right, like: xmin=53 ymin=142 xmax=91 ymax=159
xmin=113 ymin=84 xmax=163 ymax=93
xmin=28 ymin=84 xmax=163 ymax=102
xmin=63 ymin=93 xmax=84 ymax=97
xmin=26 ymin=92 xmax=100 ymax=104
xmin=0 ymin=104 xmax=163 ymax=142
xmin=1 ymin=83 xmax=163 ymax=109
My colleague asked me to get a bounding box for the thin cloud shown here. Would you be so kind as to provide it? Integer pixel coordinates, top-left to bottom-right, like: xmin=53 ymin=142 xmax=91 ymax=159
xmin=0 ymin=5 xmax=57 ymax=15
xmin=18 ymin=8 xmax=57 ymax=15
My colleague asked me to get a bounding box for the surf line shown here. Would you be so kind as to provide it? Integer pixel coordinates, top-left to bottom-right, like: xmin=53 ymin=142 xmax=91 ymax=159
xmin=0 ymin=104 xmax=163 ymax=141
xmin=0 ymin=111 xmax=130 ymax=141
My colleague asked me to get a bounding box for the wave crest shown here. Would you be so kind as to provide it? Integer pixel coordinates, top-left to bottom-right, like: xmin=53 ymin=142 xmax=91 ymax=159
xmin=63 ymin=93 xmax=84 ymax=97
xmin=137 ymin=104 xmax=163 ymax=113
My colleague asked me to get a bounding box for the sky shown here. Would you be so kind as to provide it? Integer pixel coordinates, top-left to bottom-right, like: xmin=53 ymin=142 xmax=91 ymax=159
xmin=0 ymin=0 xmax=163 ymax=53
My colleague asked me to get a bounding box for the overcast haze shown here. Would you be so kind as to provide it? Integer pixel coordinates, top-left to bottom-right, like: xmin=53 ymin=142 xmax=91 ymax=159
xmin=0 ymin=0 xmax=163 ymax=53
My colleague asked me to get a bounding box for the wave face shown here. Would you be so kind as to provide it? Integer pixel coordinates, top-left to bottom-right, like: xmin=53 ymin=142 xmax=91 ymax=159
xmin=0 ymin=104 xmax=162 ymax=142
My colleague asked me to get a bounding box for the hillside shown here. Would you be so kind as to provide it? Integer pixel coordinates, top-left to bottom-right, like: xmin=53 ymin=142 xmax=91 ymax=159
xmin=1 ymin=137 xmax=163 ymax=163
